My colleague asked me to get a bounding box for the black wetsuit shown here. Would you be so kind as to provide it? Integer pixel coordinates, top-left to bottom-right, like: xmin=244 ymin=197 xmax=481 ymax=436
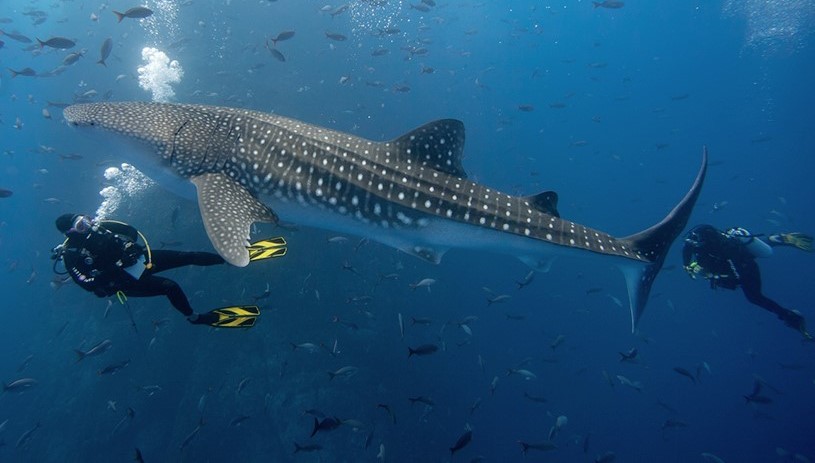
xmin=682 ymin=225 xmax=804 ymax=330
xmin=61 ymin=221 xmax=224 ymax=317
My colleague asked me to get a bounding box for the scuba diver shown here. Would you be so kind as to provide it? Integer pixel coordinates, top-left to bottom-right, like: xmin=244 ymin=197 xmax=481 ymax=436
xmin=52 ymin=213 xmax=287 ymax=328
xmin=683 ymin=224 xmax=812 ymax=338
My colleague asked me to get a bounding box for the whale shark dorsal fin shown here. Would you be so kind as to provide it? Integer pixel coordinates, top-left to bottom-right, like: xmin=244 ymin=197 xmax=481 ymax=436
xmin=523 ymin=191 xmax=560 ymax=218
xmin=391 ymin=119 xmax=467 ymax=178
xmin=191 ymin=173 xmax=278 ymax=267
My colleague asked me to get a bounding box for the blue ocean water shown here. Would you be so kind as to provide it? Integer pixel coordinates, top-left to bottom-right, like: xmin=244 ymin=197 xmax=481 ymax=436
xmin=1 ymin=1 xmax=814 ymax=462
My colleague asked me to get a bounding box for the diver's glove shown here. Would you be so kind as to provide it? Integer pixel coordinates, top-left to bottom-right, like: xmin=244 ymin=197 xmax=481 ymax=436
xmin=768 ymin=233 xmax=813 ymax=252
xmin=684 ymin=261 xmax=703 ymax=279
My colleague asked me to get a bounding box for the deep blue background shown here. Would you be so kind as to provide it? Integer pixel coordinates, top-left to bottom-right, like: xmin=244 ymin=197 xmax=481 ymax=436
xmin=1 ymin=1 xmax=813 ymax=461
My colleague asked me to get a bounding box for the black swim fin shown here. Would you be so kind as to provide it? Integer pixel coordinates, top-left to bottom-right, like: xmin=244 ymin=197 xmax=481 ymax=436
xmin=201 ymin=305 xmax=260 ymax=328
xmin=247 ymin=236 xmax=287 ymax=262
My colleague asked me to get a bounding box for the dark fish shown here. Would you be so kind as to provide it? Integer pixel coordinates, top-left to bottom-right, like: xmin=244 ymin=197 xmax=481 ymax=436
xmin=75 ymin=339 xmax=112 ymax=361
xmin=523 ymin=392 xmax=547 ymax=403
xmin=469 ymin=397 xmax=482 ymax=415
xmin=657 ymin=399 xmax=678 ymax=414
xmin=111 ymin=407 xmax=136 ymax=437
xmin=310 ymin=417 xmax=342 ymax=437
xmin=267 ymin=45 xmax=285 ymax=62
xmin=58 ymin=153 xmax=83 ymax=160
xmin=325 ymin=32 xmax=347 ymax=41
xmin=98 ymin=38 xmax=113 ymax=66
xmin=0 ymin=39 xmax=4 ymax=48
xmin=8 ymin=67 xmax=36 ymax=78
xmin=408 ymin=396 xmax=434 ymax=406
xmin=229 ymin=414 xmax=251 ymax=426
xmin=330 ymin=5 xmax=349 ymax=17
xmin=672 ymin=367 xmax=696 ymax=383
xmin=47 ymin=101 xmax=71 ymax=108
xmin=661 ymin=418 xmax=687 ymax=430
xmin=371 ymin=47 xmax=389 ymax=56
xmin=518 ymin=104 xmax=535 ymax=112
xmin=421 ymin=0 xmax=436 ymax=5
xmin=134 ymin=448 xmax=145 ymax=463
xmin=518 ymin=440 xmax=557 ymax=455
xmin=16 ymin=422 xmax=40 ymax=449
xmin=98 ymin=359 xmax=130 ymax=375
xmin=592 ymin=1 xmax=624 ymax=8
xmin=113 ymin=7 xmax=154 ymax=22
xmin=179 ymin=418 xmax=204 ymax=451
xmin=377 ymin=403 xmax=396 ymax=424
xmin=586 ymin=287 xmax=603 ymax=294
xmin=410 ymin=3 xmax=431 ymax=12
xmin=516 ymin=270 xmax=535 ymax=289
xmin=410 ymin=317 xmax=432 ymax=326
xmin=271 ymin=30 xmax=295 ymax=46
xmin=293 ymin=442 xmax=322 ymax=453
xmin=744 ymin=394 xmax=772 ymax=404
xmin=376 ymin=27 xmax=401 ymax=36
xmin=0 ymin=188 xmax=12 ymax=198
xmin=408 ymin=343 xmax=438 ymax=357
xmin=17 ymin=355 xmax=34 ymax=372
xmin=0 ymin=30 xmax=32 ymax=43
xmin=450 ymin=430 xmax=472 ymax=455
xmin=618 ymin=348 xmax=638 ymax=362
xmin=63 ymin=51 xmax=85 ymax=66
xmin=595 ymin=451 xmax=616 ymax=463
xmin=3 ymin=377 xmax=37 ymax=392
xmin=37 ymin=37 xmax=75 ymax=49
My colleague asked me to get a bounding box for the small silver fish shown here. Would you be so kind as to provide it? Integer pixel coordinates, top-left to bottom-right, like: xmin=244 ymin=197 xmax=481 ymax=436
xmin=409 ymin=278 xmax=436 ymax=291
xmin=3 ymin=377 xmax=38 ymax=392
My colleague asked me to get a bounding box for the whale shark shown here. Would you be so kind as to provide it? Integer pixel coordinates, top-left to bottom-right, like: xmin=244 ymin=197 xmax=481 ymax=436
xmin=63 ymin=102 xmax=706 ymax=331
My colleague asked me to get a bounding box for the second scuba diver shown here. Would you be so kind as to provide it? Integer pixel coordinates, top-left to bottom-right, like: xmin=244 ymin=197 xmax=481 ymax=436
xmin=683 ymin=224 xmax=812 ymax=338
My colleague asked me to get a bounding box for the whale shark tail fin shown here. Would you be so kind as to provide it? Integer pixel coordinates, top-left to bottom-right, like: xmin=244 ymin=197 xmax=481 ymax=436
xmin=618 ymin=148 xmax=708 ymax=332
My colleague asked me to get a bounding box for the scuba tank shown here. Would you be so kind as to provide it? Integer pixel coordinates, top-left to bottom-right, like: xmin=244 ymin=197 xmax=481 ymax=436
xmin=726 ymin=227 xmax=773 ymax=258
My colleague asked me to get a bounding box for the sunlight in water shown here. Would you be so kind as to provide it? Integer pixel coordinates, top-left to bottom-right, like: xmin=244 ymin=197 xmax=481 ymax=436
xmin=723 ymin=0 xmax=815 ymax=54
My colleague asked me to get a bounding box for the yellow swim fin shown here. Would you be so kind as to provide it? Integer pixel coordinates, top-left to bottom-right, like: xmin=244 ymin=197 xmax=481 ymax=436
xmin=247 ymin=236 xmax=287 ymax=262
xmin=782 ymin=232 xmax=813 ymax=252
xmin=208 ymin=305 xmax=260 ymax=328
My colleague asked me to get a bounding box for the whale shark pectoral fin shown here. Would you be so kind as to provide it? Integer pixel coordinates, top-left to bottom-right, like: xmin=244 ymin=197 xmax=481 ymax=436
xmin=398 ymin=244 xmax=448 ymax=264
xmin=518 ymin=256 xmax=556 ymax=273
xmin=191 ymin=173 xmax=278 ymax=267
